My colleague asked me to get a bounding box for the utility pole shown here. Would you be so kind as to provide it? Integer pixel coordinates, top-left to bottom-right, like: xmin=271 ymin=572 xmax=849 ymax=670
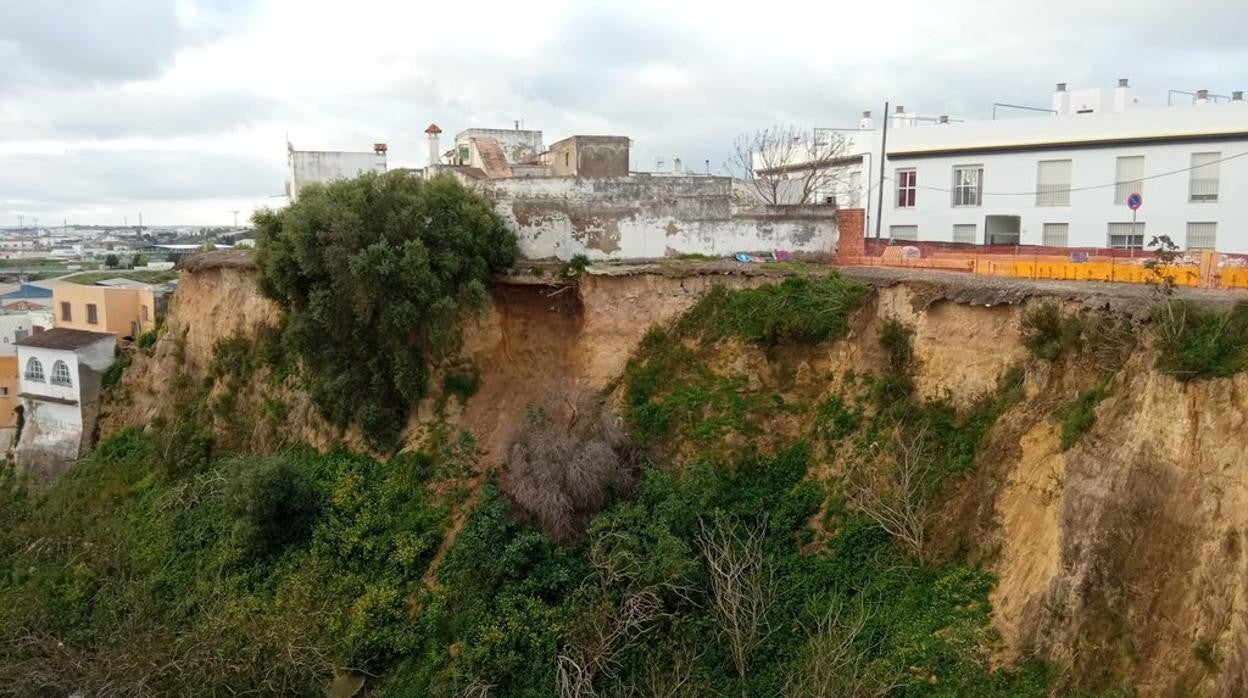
xmin=228 ymin=209 xmax=240 ymax=228
xmin=874 ymin=101 xmax=890 ymax=240
xmin=17 ymin=214 xmax=23 ymax=229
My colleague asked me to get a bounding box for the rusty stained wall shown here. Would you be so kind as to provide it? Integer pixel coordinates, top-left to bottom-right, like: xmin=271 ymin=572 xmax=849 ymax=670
xmin=548 ymin=136 xmax=630 ymax=177
xmin=484 ymin=176 xmax=839 ymax=260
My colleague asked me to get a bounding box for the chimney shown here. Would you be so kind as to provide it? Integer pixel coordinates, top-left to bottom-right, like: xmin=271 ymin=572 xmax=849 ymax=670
xmin=859 ymin=110 xmax=873 ymax=130
xmin=374 ymin=142 xmax=387 ymax=172
xmin=1233 ymin=91 xmax=1245 ymax=102
xmin=1197 ymin=89 xmax=1210 ymax=106
xmin=891 ymin=105 xmax=908 ymax=129
xmin=424 ymin=123 xmax=443 ymax=167
xmin=673 ymin=157 xmax=682 ymax=174
xmin=938 ymin=115 xmax=950 ymax=124
xmin=1052 ymin=82 xmax=1069 ymax=115
xmin=1113 ymin=78 xmax=1131 ymax=112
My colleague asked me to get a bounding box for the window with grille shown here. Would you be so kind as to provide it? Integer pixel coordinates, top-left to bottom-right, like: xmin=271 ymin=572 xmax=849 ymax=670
xmin=1042 ymin=223 xmax=1070 ymax=247
xmin=24 ymin=357 xmax=44 ymax=382
xmin=889 ymin=225 xmax=918 ymax=241
xmin=1189 ymin=153 xmax=1220 ymax=202
xmin=952 ymin=224 xmax=977 ymax=243
xmin=51 ymin=360 xmax=72 ymax=387
xmin=1107 ymin=222 xmax=1145 ymax=249
xmin=895 ymin=169 xmax=916 ymax=207
xmin=952 ymin=165 xmax=983 ymax=207
xmin=1186 ymin=222 xmax=1217 ymax=250
xmin=1114 ymin=156 xmax=1144 ymax=205
xmin=1036 ymin=159 xmax=1072 ymax=206
xmin=87 ymin=303 xmax=98 ymax=325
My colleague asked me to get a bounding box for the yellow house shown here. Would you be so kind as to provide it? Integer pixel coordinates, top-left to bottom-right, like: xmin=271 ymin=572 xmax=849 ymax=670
xmin=51 ymin=283 xmax=158 ymax=339
xmin=0 ymin=355 xmax=18 ymax=429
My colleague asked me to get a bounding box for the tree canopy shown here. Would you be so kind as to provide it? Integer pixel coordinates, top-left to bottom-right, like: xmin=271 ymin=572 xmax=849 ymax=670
xmin=253 ymin=172 xmax=517 ymax=449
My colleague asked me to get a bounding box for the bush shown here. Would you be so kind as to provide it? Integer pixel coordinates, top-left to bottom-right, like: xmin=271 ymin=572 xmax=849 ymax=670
xmin=503 ymin=391 xmax=636 ymax=543
xmin=254 ymin=172 xmax=517 ymax=450
xmin=1060 ymin=382 xmax=1110 ymax=450
xmin=224 ymin=454 xmax=325 ymax=560
xmin=879 ymin=318 xmax=914 ymax=371
xmin=101 ymin=350 xmax=132 ymax=389
xmin=1152 ymin=300 xmax=1248 ymax=380
xmin=442 ymin=369 xmax=481 ymax=402
xmin=1021 ymin=302 xmax=1084 ymax=361
xmin=135 ymin=328 xmax=158 ymax=349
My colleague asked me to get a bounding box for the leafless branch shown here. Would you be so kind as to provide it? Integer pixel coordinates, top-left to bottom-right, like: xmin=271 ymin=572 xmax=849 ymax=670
xmin=843 ymin=422 xmax=933 ymax=559
xmin=697 ymin=515 xmax=776 ymax=692
xmin=729 ymin=126 xmax=850 ymax=206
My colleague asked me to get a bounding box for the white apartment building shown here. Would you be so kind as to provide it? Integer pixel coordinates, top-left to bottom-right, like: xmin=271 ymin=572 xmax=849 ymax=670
xmin=777 ymin=81 xmax=1248 ymax=252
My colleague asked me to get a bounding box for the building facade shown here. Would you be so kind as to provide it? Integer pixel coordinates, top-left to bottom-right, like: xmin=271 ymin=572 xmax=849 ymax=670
xmin=14 ymin=328 xmax=116 ymax=484
xmin=773 ymin=81 xmax=1248 ymax=252
xmin=52 ymin=283 xmax=157 ymax=339
xmin=546 ymin=136 xmax=631 ymax=177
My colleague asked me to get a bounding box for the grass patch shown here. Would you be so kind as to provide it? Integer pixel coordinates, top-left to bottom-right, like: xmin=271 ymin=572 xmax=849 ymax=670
xmin=1059 ymin=381 xmax=1110 ymax=451
xmin=677 ymin=273 xmax=868 ymax=346
xmin=1021 ymin=302 xmax=1084 ymax=361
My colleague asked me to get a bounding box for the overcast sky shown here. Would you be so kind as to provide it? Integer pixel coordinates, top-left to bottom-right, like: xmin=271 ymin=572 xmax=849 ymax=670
xmin=2 ymin=0 xmax=1246 ymax=226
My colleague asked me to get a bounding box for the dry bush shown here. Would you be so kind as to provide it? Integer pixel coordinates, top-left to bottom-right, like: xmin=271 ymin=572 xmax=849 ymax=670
xmin=783 ymin=600 xmax=897 ymax=697
xmin=503 ymin=389 xmax=638 ymax=544
xmin=843 ymin=423 xmax=933 ymax=560
xmin=698 ymin=515 xmax=777 ymax=690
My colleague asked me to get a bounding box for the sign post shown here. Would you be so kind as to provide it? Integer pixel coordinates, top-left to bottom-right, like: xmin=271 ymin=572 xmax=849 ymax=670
xmin=1127 ymin=192 xmax=1144 ymax=259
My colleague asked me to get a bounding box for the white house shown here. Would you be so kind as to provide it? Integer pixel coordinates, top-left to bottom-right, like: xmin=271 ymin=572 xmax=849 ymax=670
xmin=769 ymin=81 xmax=1248 ymax=252
xmin=14 ymin=327 xmax=116 ymax=484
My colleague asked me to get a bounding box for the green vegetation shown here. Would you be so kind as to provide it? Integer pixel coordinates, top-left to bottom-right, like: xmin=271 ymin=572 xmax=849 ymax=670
xmin=442 ymin=369 xmax=481 ymax=402
xmin=1059 ymin=382 xmax=1109 ymax=451
xmin=559 ymin=253 xmax=592 ymax=279
xmin=1152 ymin=300 xmax=1248 ymax=380
xmin=135 ymin=326 xmax=159 ymax=350
xmin=64 ymin=269 xmax=178 ymax=285
xmin=676 ymin=273 xmax=868 ymax=346
xmin=101 ymin=349 xmax=132 ymax=389
xmin=253 ymin=172 xmax=517 ymax=450
xmin=1021 ymin=302 xmax=1084 ymax=361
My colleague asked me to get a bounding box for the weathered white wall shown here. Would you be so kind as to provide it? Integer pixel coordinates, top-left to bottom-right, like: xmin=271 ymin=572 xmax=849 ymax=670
xmin=484 ymin=176 xmax=839 ymax=261
xmin=288 ymin=149 xmax=386 ymax=200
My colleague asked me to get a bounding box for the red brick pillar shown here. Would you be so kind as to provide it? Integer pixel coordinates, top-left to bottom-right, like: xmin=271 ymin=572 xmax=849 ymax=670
xmin=834 ymin=208 xmax=865 ymax=264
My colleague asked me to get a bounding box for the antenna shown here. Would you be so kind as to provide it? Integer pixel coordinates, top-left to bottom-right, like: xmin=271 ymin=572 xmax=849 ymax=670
xmin=17 ymin=214 xmax=23 ymax=229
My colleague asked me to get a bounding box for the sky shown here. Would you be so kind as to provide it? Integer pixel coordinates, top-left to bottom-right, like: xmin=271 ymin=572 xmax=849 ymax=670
xmin=2 ymin=0 xmax=1246 ymax=226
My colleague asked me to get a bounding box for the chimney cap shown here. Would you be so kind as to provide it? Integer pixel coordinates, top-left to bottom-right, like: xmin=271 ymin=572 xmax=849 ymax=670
xmin=1234 ymin=91 xmax=1244 ymax=101
xmin=1056 ymin=82 xmax=1067 ymax=92
xmin=374 ymin=142 xmax=388 ymax=154
xmin=895 ymin=105 xmax=905 ymax=113
xmin=1117 ymin=78 xmax=1129 ymax=88
xmin=1197 ymin=89 xmax=1209 ymax=98
xmin=862 ymin=110 xmax=872 ymax=118
xmin=938 ymin=115 xmax=949 ymax=123
xmin=424 ymin=123 xmax=442 ymax=134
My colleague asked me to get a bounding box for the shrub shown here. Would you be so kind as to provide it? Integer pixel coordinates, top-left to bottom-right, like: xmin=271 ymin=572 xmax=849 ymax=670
xmin=503 ymin=390 xmax=636 ymax=543
xmin=224 ymin=454 xmax=325 ymax=560
xmin=560 ymin=253 xmax=592 ymax=279
xmin=879 ymin=318 xmax=914 ymax=371
xmin=135 ymin=328 xmax=158 ymax=349
xmin=443 ymin=369 xmax=481 ymax=402
xmin=254 ymin=172 xmax=517 ymax=450
xmin=1152 ymin=300 xmax=1248 ymax=380
xmin=1060 ymin=382 xmax=1110 ymax=450
xmin=101 ymin=350 xmax=132 ymax=389
xmin=1020 ymin=302 xmax=1084 ymax=361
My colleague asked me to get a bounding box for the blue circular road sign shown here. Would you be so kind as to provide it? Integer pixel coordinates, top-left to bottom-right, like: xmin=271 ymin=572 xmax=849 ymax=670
xmin=1127 ymin=192 xmax=1144 ymax=210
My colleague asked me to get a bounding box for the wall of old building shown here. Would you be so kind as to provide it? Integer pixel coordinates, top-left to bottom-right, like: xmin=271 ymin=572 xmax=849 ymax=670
xmin=548 ymin=136 xmax=630 ymax=177
xmin=483 ymin=175 xmax=839 ymax=260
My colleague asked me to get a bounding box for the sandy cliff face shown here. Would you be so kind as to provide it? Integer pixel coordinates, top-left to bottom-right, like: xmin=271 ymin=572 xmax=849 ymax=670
xmin=101 ymin=259 xmax=1248 ymax=695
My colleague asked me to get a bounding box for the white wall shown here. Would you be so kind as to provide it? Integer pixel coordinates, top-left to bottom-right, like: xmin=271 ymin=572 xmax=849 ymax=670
xmin=0 ymin=312 xmax=52 ymax=357
xmin=18 ymin=346 xmax=86 ymax=417
xmin=288 ymin=149 xmax=386 ymax=200
xmin=484 ymin=176 xmax=839 ymax=261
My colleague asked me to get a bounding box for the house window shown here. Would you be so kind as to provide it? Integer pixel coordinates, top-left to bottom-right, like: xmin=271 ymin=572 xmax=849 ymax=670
xmin=952 ymin=165 xmax=983 ymax=207
xmin=1114 ymin=156 xmax=1144 ymax=204
xmin=60 ymin=302 xmax=71 ymax=322
xmin=895 ymin=169 xmax=917 ymax=207
xmin=1186 ymin=222 xmax=1217 ymax=250
xmin=457 ymin=144 xmax=470 ymax=163
xmin=24 ymin=357 xmax=44 ymax=382
xmin=1107 ymin=222 xmax=1145 ymax=249
xmin=952 ymin=224 xmax=977 ymax=244
xmin=1036 ymin=159 xmax=1072 ymax=207
xmin=87 ymin=303 xmax=98 ymax=325
xmin=889 ymin=225 xmax=918 ymax=241
xmin=141 ymin=305 xmax=150 ymax=322
xmin=1042 ymin=223 xmax=1070 ymax=247
xmin=51 ymin=360 xmax=72 ymax=387
xmin=0 ymin=387 xmax=7 ymax=397
xmin=1189 ymin=152 xmax=1220 ymax=202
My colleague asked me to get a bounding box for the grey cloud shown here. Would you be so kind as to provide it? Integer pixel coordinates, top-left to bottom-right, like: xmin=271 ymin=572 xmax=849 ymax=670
xmin=0 ymin=0 xmax=255 ymax=86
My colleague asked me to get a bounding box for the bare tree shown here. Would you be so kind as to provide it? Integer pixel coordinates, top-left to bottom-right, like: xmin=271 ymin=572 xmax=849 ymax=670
xmin=729 ymin=126 xmax=850 ymax=206
xmin=843 ymin=423 xmax=933 ymax=559
xmin=697 ymin=516 xmax=776 ymax=695
xmin=557 ymin=590 xmax=665 ymax=698
xmin=783 ymin=599 xmax=898 ymax=698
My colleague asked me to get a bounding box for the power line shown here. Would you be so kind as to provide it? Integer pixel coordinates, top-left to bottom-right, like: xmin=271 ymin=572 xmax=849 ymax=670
xmin=883 ymin=149 xmax=1248 ymax=197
